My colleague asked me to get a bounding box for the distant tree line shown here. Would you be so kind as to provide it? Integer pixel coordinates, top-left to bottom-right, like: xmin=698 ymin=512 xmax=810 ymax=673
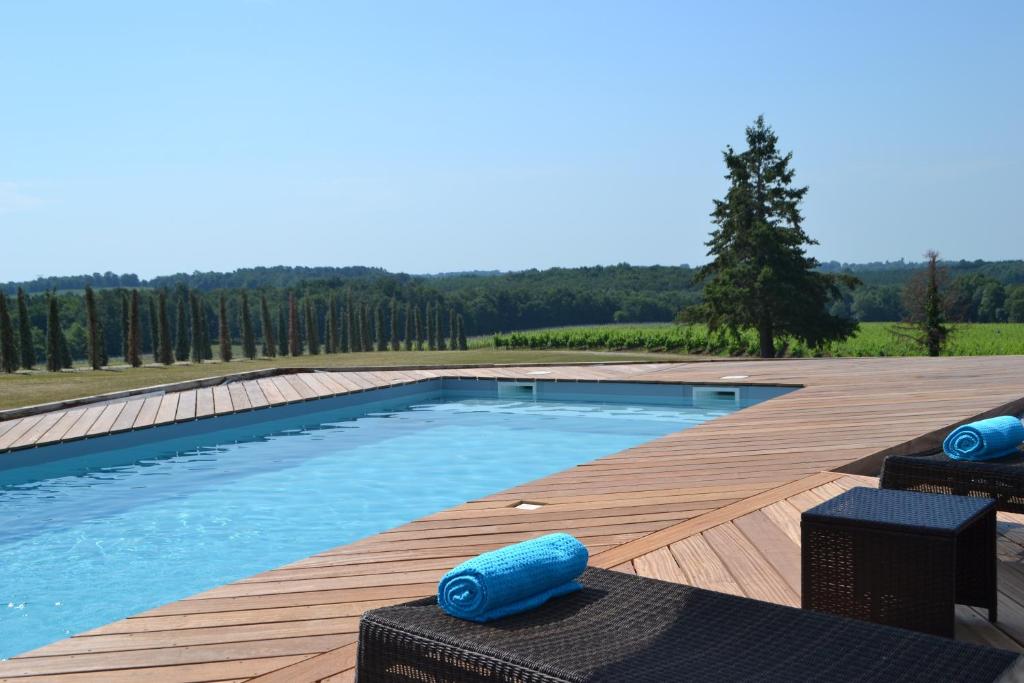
xmin=0 ymin=284 xmax=471 ymax=372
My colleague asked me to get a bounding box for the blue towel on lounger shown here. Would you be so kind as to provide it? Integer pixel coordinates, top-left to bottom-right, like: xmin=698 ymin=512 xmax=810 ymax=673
xmin=437 ymin=533 xmax=588 ymax=623
xmin=943 ymin=416 xmax=1024 ymax=461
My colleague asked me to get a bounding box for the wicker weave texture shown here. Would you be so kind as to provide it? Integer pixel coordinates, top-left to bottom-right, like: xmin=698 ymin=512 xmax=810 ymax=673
xmin=358 ymin=567 xmax=1017 ymax=682
xmin=882 ymin=452 xmax=1024 ymax=513
xmin=802 ymin=487 xmax=997 ymax=637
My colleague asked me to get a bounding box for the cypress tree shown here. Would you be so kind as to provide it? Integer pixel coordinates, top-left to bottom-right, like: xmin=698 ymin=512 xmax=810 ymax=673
xmin=200 ymin=300 xmax=213 ymax=360
xmin=345 ymin=293 xmax=355 ymax=352
xmin=306 ymin=299 xmax=321 ymax=355
xmin=0 ymin=293 xmax=17 ymax=373
xmin=147 ymin=294 xmax=158 ymax=361
xmin=98 ymin=319 xmax=108 ymax=366
xmin=17 ymin=288 xmax=33 ymax=369
xmin=360 ymin=303 xmax=372 ymax=352
xmin=288 ymin=293 xmax=301 ymax=356
xmin=218 ymin=294 xmax=232 ymax=362
xmin=458 ymin=314 xmax=468 ymax=350
xmin=277 ymin=305 xmax=288 ymax=356
xmin=448 ymin=308 xmax=457 ymax=351
xmin=415 ymin=305 xmax=424 ymax=350
xmin=174 ymin=290 xmax=190 ymax=361
xmin=240 ymin=292 xmax=256 ymax=360
xmin=46 ymin=293 xmax=62 ymax=372
xmin=435 ymin=305 xmax=446 ymax=351
xmin=127 ymin=289 xmax=142 ymax=367
xmin=340 ymin=306 xmax=349 ymax=352
xmin=84 ymin=285 xmax=103 ymax=370
xmin=404 ymin=302 xmax=413 ymax=351
xmin=190 ymin=292 xmax=204 ymax=363
xmin=120 ymin=290 xmax=130 ymax=361
xmin=326 ymin=294 xmax=339 ymax=354
xmin=158 ymin=290 xmax=173 ymax=365
xmin=389 ymin=298 xmax=400 ymax=351
xmin=426 ymin=302 xmax=436 ymax=350
xmin=58 ymin=321 xmax=72 ymax=369
xmin=374 ymin=304 xmax=385 ymax=352
xmin=260 ymin=294 xmax=277 ymax=357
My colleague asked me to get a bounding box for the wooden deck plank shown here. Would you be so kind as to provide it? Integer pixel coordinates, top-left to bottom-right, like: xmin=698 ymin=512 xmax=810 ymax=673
xmin=702 ymin=522 xmax=800 ymax=606
xmin=256 ymin=378 xmax=287 ymax=406
xmin=85 ymin=402 xmax=126 ymax=436
xmin=133 ymin=396 xmax=164 ymax=428
xmin=213 ymin=385 xmax=234 ymax=415
xmin=228 ymin=383 xmax=252 ymax=412
xmin=154 ymin=393 xmax=180 ymax=426
xmin=9 ymin=411 xmax=67 ymax=449
xmin=243 ymin=381 xmax=269 ymax=409
xmin=174 ymin=390 xmax=198 ymax=422
xmin=110 ymin=399 xmax=146 ymax=433
xmin=270 ymin=376 xmax=303 ymax=403
xmin=195 ymin=388 xmax=216 ymax=418
xmin=60 ymin=405 xmax=109 ymax=441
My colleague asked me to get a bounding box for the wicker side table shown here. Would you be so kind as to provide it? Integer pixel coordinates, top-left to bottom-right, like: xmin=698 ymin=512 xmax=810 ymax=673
xmin=881 ymin=450 xmax=1024 ymax=513
xmin=802 ymin=486 xmax=997 ymax=638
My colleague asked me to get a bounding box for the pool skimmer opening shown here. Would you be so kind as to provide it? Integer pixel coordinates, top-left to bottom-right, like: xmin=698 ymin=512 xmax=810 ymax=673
xmin=513 ymin=502 xmax=545 ymax=510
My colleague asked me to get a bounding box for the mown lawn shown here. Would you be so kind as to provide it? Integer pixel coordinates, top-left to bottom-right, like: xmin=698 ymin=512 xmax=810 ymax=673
xmin=0 ymin=348 xmax=685 ymax=410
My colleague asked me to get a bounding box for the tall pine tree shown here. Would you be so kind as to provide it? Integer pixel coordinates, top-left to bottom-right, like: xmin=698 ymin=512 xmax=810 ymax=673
xmin=693 ymin=116 xmax=857 ymax=357
xmin=157 ymin=290 xmax=173 ymax=365
xmin=240 ymin=292 xmax=256 ymax=360
xmin=175 ymin=290 xmax=190 ymax=361
xmin=288 ymin=293 xmax=301 ymax=356
xmin=260 ymin=294 xmax=277 ymax=358
xmin=306 ymin=299 xmax=321 ymax=355
xmin=127 ymin=289 xmax=142 ymax=367
xmin=0 ymin=293 xmax=16 ymax=373
xmin=17 ymin=288 xmax=34 ymax=369
xmin=84 ymin=285 xmax=103 ymax=370
xmin=218 ymin=294 xmax=233 ymax=362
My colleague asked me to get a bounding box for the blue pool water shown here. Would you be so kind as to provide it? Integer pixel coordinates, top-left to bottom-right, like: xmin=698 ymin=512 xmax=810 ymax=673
xmin=0 ymin=380 xmax=779 ymax=659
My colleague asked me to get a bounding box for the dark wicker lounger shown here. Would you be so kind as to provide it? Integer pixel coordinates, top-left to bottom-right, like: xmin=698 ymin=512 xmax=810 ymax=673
xmin=358 ymin=567 xmax=1022 ymax=682
xmin=881 ymin=450 xmax=1024 ymax=513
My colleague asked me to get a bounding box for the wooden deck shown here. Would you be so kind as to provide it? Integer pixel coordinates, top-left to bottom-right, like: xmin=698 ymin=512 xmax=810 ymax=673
xmin=2 ymin=356 xmax=1024 ymax=681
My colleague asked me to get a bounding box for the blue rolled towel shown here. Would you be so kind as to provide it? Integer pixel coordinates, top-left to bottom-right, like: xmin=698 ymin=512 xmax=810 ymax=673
xmin=943 ymin=416 xmax=1024 ymax=461
xmin=437 ymin=533 xmax=588 ymax=623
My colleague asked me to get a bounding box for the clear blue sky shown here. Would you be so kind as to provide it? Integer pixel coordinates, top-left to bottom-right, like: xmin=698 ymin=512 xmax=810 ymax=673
xmin=1 ymin=1 xmax=1021 ymax=280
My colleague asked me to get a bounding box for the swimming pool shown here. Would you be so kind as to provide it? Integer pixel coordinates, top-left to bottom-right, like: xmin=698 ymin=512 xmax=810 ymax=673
xmin=0 ymin=378 xmax=788 ymax=659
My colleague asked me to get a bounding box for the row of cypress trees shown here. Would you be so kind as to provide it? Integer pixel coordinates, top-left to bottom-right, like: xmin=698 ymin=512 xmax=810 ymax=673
xmin=0 ymin=287 xmax=470 ymax=373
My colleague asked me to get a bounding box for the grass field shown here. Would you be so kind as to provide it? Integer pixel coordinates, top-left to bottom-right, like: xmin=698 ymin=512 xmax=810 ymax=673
xmin=490 ymin=322 xmax=1024 ymax=357
xmin=0 ymin=348 xmax=685 ymax=411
